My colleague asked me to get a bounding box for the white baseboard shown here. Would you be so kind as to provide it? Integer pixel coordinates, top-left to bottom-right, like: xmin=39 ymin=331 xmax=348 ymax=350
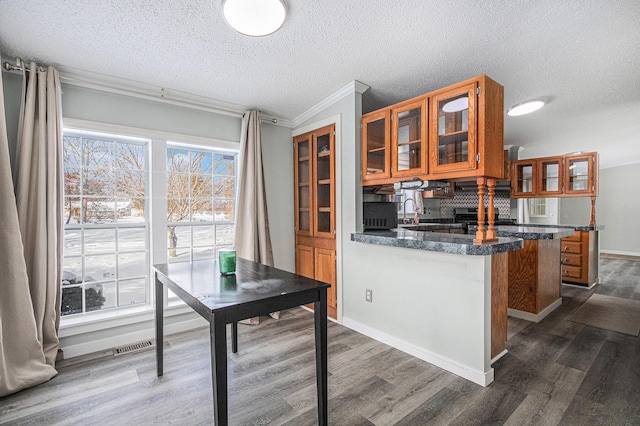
xmin=562 ymin=281 xmax=597 ymax=290
xmin=60 ymin=316 xmax=207 ymax=359
xmin=342 ymin=317 xmax=494 ymax=387
xmin=508 ymin=298 xmax=562 ymax=323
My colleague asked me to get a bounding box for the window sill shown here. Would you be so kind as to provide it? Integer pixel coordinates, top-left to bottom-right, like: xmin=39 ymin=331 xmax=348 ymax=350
xmin=59 ymin=303 xmax=195 ymax=338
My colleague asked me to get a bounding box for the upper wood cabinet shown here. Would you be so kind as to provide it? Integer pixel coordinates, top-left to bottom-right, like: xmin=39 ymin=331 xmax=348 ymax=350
xmin=511 ymin=152 xmax=598 ymax=198
xmin=361 ymin=75 xmax=504 ymax=186
xmin=392 ymin=98 xmax=427 ymax=177
xmin=362 ymin=110 xmax=390 ymax=182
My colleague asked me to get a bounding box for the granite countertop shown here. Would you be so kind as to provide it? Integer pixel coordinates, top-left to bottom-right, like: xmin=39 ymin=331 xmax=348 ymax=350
xmin=482 ymin=226 xmax=576 ymax=240
xmin=351 ymin=229 xmax=523 ymax=256
xmin=515 ymin=223 xmax=604 ymax=231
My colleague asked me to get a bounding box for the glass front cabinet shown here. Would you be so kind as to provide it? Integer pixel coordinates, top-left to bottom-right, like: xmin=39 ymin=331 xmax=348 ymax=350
xmin=294 ymin=133 xmax=312 ymax=236
xmin=362 ymin=110 xmax=390 ymax=182
xmin=538 ymin=157 xmax=563 ymax=196
xmin=391 ymin=99 xmax=427 ymax=177
xmin=510 ymin=153 xmax=598 ymax=198
xmin=430 ymin=82 xmax=477 ymax=174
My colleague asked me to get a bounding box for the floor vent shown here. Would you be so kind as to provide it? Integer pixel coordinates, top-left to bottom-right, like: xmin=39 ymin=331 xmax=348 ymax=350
xmin=113 ymin=340 xmax=154 ymax=356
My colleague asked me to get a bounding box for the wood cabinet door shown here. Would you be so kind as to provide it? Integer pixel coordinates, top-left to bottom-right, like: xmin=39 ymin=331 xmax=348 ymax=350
xmin=391 ymin=98 xmax=427 ymax=178
xmin=294 ymin=133 xmax=313 ymax=236
xmin=314 ymin=248 xmax=336 ymax=309
xmin=510 ymin=160 xmax=537 ymax=198
xmin=429 ymin=82 xmax=478 ymax=174
xmin=295 ymin=245 xmax=314 ymax=279
xmin=313 ymin=125 xmax=336 ymax=239
xmin=362 ymin=109 xmax=391 ymax=181
xmin=538 ymin=157 xmax=564 ymax=196
xmin=564 ymin=153 xmax=598 ymax=197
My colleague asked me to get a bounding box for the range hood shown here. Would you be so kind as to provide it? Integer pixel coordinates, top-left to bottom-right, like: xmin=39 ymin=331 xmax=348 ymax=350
xmin=393 ymin=179 xmax=450 ymax=192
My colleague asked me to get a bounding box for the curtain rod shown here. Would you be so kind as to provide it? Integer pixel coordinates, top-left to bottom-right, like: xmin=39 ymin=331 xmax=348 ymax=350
xmin=2 ymin=56 xmax=280 ymax=124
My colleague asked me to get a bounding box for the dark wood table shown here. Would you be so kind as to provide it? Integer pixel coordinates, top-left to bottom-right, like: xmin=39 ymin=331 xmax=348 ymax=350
xmin=153 ymin=258 xmax=330 ymax=426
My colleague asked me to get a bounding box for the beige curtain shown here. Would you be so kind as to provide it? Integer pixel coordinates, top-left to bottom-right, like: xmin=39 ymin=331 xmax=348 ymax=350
xmin=234 ymin=111 xmax=274 ymax=266
xmin=0 ymin=61 xmax=62 ymax=396
xmin=234 ymin=111 xmax=276 ymax=324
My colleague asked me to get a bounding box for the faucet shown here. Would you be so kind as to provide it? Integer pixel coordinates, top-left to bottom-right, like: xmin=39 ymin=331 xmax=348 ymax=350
xmin=403 ymin=198 xmax=416 ymax=224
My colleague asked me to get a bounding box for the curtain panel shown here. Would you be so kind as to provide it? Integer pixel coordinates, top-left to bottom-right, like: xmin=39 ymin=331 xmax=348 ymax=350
xmin=0 ymin=61 xmax=62 ymax=396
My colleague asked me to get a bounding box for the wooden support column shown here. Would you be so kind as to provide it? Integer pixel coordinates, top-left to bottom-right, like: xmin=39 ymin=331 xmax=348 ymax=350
xmin=486 ymin=178 xmax=498 ymax=241
xmin=474 ymin=177 xmax=486 ymax=243
xmin=590 ymin=196 xmax=596 ymax=226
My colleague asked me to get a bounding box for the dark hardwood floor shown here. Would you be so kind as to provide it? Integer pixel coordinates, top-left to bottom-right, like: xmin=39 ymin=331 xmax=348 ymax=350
xmin=1 ymin=256 xmax=639 ymax=425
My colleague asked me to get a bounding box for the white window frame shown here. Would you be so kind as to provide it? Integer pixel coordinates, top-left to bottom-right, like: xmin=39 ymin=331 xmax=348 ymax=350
xmin=529 ymin=198 xmax=548 ymax=217
xmin=59 ymin=118 xmax=239 ymax=335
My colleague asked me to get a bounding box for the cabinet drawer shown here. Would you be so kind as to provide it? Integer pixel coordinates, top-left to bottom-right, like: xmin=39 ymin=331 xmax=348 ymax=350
xmin=562 ymin=231 xmax=582 ymax=242
xmin=561 ymin=241 xmax=582 ymax=254
xmin=562 ymin=265 xmax=583 ymax=280
xmin=561 ymin=253 xmax=582 ymax=267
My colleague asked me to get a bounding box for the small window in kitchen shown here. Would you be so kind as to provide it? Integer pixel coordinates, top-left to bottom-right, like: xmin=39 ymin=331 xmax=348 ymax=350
xmin=529 ymin=198 xmax=548 ymax=217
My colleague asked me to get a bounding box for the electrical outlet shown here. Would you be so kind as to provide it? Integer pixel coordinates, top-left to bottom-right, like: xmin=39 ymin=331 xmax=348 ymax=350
xmin=365 ymin=289 xmax=373 ymax=303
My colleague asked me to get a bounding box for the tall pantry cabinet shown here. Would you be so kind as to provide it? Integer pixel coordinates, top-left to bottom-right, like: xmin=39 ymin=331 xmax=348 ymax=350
xmin=294 ymin=124 xmax=337 ymax=319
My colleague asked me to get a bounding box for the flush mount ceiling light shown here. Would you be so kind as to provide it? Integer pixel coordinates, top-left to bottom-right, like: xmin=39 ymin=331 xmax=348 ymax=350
xmin=222 ymin=0 xmax=287 ymax=37
xmin=507 ymin=99 xmax=545 ymax=116
xmin=442 ymin=96 xmax=468 ymax=113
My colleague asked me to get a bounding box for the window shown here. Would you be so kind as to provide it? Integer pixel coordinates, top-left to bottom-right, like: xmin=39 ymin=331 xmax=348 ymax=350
xmin=166 ymin=145 xmax=237 ymax=263
xmin=61 ymin=130 xmax=149 ymax=316
xmin=60 ymin=126 xmax=238 ymax=321
xmin=529 ymin=198 xmax=548 ymax=217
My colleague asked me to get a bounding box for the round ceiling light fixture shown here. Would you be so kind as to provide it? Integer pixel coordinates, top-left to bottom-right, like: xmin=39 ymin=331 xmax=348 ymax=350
xmin=442 ymin=96 xmax=469 ymax=113
xmin=222 ymin=0 xmax=287 ymax=37
xmin=507 ymin=99 xmax=545 ymax=116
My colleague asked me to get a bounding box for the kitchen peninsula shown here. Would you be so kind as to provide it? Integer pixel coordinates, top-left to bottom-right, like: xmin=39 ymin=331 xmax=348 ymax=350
xmin=484 ymin=226 xmax=575 ymax=322
xmin=350 ymin=229 xmax=522 ymax=386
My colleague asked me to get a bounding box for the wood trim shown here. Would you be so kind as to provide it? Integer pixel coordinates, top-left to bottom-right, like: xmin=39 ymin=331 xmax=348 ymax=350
xmin=491 ymin=253 xmax=508 ymax=359
xmin=537 ymin=239 xmax=561 ymax=311
xmin=362 ymin=109 xmax=391 ymax=181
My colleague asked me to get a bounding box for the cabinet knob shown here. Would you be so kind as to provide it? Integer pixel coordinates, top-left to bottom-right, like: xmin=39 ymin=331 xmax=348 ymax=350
xmin=563 ymin=246 xmax=568 ymax=251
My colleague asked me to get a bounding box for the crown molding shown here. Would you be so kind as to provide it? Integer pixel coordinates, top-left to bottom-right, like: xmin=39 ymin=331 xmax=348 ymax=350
xmin=291 ymin=80 xmax=370 ymax=129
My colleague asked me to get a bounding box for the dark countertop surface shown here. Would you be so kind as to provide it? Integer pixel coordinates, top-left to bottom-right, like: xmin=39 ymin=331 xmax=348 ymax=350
xmin=481 ymin=226 xmax=576 ymax=240
xmin=515 ymin=223 xmax=604 ymax=231
xmin=351 ymin=229 xmax=523 ymax=256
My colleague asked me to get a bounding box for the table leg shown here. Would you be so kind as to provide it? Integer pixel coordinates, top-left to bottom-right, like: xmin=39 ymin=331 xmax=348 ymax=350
xmin=155 ymin=272 xmax=163 ymax=377
xmin=210 ymin=314 xmax=228 ymax=425
xmin=232 ymin=322 xmax=238 ymax=354
xmin=314 ymin=289 xmax=328 ymax=425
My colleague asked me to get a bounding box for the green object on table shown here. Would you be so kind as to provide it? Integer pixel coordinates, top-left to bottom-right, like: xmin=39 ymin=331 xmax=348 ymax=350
xmin=219 ymin=249 xmax=236 ymax=275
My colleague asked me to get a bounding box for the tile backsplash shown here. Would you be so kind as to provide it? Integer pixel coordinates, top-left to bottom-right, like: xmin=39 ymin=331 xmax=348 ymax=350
xmin=441 ymin=190 xmax=511 ymax=218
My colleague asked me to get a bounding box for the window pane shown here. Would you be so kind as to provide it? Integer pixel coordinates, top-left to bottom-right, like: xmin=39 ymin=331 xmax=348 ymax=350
xmin=173 ymin=226 xmax=191 ymax=248
xmin=64 ymin=167 xmax=81 ymax=195
xmin=64 ymin=197 xmax=81 ymax=224
xmin=214 ymin=153 xmax=235 ymax=175
xmin=168 ymin=248 xmax=190 ymax=263
xmin=84 ymin=169 xmax=115 ymax=196
xmin=61 ymin=285 xmax=83 ymax=316
xmin=83 ymin=197 xmax=116 ymax=224
xmin=118 ymin=198 xmax=145 ymax=223
xmin=193 ymin=225 xmax=214 ymax=247
xmin=167 ymin=148 xmax=190 ymax=173
xmin=191 ymin=151 xmax=213 ymax=174
xmin=84 ymin=229 xmax=116 ymax=254
xmin=116 ymin=143 xmax=145 ymax=171
xmin=119 ymin=278 xmax=147 ymax=306
xmin=192 ymin=175 xmax=213 ymax=198
xmin=193 ymin=247 xmax=214 ymax=260
xmin=214 ymin=176 xmax=235 ymax=198
xmin=64 ymin=230 xmax=82 ymax=256
xmin=84 ymin=254 xmax=116 ymax=281
xmin=191 ymin=199 xmax=213 ymax=221
xmin=167 ymin=198 xmax=191 ymax=222
xmin=118 ymin=252 xmax=146 ymax=279
xmin=63 ymin=257 xmax=82 ymax=284
xmin=63 ymin=136 xmax=82 ymax=168
xmin=214 ymin=199 xmax=234 ymax=222
xmin=84 ymin=139 xmax=114 ymax=170
xmin=117 ymin=170 xmax=145 ymax=197
xmin=216 ymin=225 xmax=235 ymax=246
xmin=118 ymin=228 xmax=145 ymax=251
xmin=86 ymin=282 xmax=113 ymax=312
xmin=167 ymin=172 xmax=189 ymax=198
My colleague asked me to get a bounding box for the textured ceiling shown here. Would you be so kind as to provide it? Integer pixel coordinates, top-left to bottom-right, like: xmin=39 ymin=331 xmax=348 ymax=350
xmin=1 ymin=0 xmax=639 ymax=168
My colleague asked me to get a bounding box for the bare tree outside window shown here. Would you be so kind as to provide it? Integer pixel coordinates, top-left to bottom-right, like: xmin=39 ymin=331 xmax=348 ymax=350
xmin=166 ymin=146 xmax=236 ymax=262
